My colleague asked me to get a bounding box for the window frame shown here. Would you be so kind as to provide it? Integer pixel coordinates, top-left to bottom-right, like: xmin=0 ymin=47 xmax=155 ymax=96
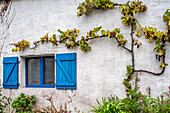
xmin=25 ymin=56 xmax=55 ymax=88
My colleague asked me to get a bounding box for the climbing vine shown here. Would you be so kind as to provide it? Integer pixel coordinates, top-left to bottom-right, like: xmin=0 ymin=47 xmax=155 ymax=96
xmin=12 ymin=40 xmax=29 ymax=52
xmin=11 ymin=0 xmax=170 ymax=97
xmin=77 ymin=0 xmax=115 ymax=17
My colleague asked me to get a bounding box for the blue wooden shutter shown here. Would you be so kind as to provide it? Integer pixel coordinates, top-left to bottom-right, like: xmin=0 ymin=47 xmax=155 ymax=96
xmin=3 ymin=57 xmax=19 ymax=88
xmin=55 ymin=53 xmax=76 ymax=89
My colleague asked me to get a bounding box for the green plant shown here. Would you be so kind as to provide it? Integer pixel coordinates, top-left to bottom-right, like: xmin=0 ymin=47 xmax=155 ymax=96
xmin=11 ymin=93 xmax=36 ymax=112
xmin=77 ymin=0 xmax=115 ymax=17
xmin=0 ymin=80 xmax=12 ymax=113
xmin=90 ymin=73 xmax=170 ymax=113
xmin=90 ymin=96 xmax=123 ymax=113
xmin=123 ymin=65 xmax=133 ymax=97
xmin=120 ymin=73 xmax=170 ymax=113
xmin=119 ymin=73 xmax=143 ymax=112
xmin=12 ymin=40 xmax=30 ymax=52
xmin=0 ymin=89 xmax=11 ymax=113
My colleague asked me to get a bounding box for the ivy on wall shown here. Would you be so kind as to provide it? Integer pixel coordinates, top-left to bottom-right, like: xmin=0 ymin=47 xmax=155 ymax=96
xmin=11 ymin=0 xmax=170 ymax=96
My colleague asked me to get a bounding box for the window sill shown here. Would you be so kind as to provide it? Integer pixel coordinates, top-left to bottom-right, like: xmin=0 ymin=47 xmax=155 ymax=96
xmin=26 ymin=85 xmax=55 ymax=88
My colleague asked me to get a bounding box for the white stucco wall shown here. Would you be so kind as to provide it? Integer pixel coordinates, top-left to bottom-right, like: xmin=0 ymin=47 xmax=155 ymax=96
xmin=0 ymin=0 xmax=170 ymax=112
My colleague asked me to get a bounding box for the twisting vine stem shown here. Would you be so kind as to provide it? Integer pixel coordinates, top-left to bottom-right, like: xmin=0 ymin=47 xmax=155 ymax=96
xmin=128 ymin=16 xmax=166 ymax=76
xmin=131 ymin=22 xmax=135 ymax=71
xmin=114 ymin=36 xmax=131 ymax=52
xmin=88 ymin=36 xmax=131 ymax=52
xmin=133 ymin=34 xmax=167 ymax=76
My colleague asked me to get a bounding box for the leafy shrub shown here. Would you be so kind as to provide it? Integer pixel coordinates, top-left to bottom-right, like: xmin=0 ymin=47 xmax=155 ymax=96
xmin=11 ymin=93 xmax=36 ymax=112
xmin=90 ymin=96 xmax=123 ymax=113
xmin=90 ymin=73 xmax=170 ymax=113
xmin=0 ymin=89 xmax=11 ymax=113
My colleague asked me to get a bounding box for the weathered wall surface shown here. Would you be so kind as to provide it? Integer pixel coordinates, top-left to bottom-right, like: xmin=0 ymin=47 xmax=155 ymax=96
xmin=0 ymin=0 xmax=170 ymax=112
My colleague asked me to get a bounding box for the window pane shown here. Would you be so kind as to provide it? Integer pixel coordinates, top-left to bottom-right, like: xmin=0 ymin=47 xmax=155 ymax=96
xmin=27 ymin=59 xmax=40 ymax=85
xmin=44 ymin=58 xmax=54 ymax=84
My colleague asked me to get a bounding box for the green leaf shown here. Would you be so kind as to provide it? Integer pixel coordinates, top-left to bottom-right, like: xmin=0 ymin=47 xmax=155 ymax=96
xmin=101 ymin=30 xmax=106 ymax=36
xmin=88 ymin=46 xmax=91 ymax=50
xmin=58 ymin=29 xmax=65 ymax=34
xmin=115 ymin=28 xmax=120 ymax=34
xmin=165 ymin=63 xmax=168 ymax=66
xmin=121 ymin=16 xmax=126 ymax=20
xmin=89 ymin=104 xmax=97 ymax=110
xmin=94 ymin=26 xmax=102 ymax=32
xmin=52 ymin=34 xmax=56 ymax=39
xmin=96 ymin=99 xmax=102 ymax=107
xmin=81 ymin=36 xmax=85 ymax=39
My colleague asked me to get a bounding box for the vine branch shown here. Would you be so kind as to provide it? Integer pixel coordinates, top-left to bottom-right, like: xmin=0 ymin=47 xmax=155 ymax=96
xmin=133 ymin=31 xmax=167 ymax=76
xmin=88 ymin=36 xmax=131 ymax=53
xmin=130 ymin=23 xmax=135 ymax=71
xmin=114 ymin=36 xmax=131 ymax=52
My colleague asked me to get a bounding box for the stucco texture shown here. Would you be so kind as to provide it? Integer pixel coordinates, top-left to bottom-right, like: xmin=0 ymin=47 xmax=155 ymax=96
xmin=0 ymin=0 xmax=170 ymax=112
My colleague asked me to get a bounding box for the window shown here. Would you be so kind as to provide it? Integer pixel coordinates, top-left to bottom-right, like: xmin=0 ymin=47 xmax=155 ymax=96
xmin=25 ymin=53 xmax=77 ymax=89
xmin=25 ymin=56 xmax=55 ymax=88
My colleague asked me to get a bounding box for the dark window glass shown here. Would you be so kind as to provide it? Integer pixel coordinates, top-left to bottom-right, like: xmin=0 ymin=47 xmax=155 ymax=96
xmin=44 ymin=58 xmax=55 ymax=84
xmin=27 ymin=59 xmax=40 ymax=85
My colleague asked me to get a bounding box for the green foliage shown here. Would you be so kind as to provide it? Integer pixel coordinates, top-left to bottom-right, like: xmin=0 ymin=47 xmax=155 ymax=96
xmin=40 ymin=33 xmax=50 ymax=44
xmin=58 ymin=29 xmax=65 ymax=34
xmin=101 ymin=28 xmax=127 ymax=46
xmin=12 ymin=40 xmax=30 ymax=52
xmin=135 ymin=30 xmax=141 ymax=38
xmin=33 ymin=33 xmax=58 ymax=48
xmin=163 ymin=9 xmax=170 ymax=25
xmin=133 ymin=9 xmax=170 ymax=68
xmin=141 ymin=26 xmax=168 ymax=68
xmin=93 ymin=26 xmax=102 ymax=33
xmin=11 ymin=93 xmax=36 ymax=112
xmin=126 ymin=65 xmax=133 ymax=78
xmin=136 ymin=9 xmax=170 ymax=68
xmin=90 ymin=73 xmax=170 ymax=113
xmin=90 ymin=96 xmax=123 ymax=113
xmin=163 ymin=9 xmax=170 ymax=43
xmin=87 ymin=26 xmax=102 ymax=38
xmin=120 ymin=74 xmax=170 ymax=113
xmin=11 ymin=26 xmax=128 ymax=52
xmin=0 ymin=89 xmax=12 ymax=113
xmin=60 ymin=28 xmax=80 ymax=49
xmin=117 ymin=34 xmax=128 ymax=46
xmin=50 ymin=34 xmax=57 ymax=46
xmin=77 ymin=0 xmax=115 ymax=17
xmin=78 ymin=36 xmax=91 ymax=52
xmin=122 ymin=65 xmax=133 ymax=97
xmin=120 ymin=0 xmax=147 ymax=27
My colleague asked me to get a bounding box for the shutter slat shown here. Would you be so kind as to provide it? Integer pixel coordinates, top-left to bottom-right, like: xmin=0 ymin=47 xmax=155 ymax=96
xmin=3 ymin=57 xmax=19 ymax=89
xmin=2 ymin=83 xmax=19 ymax=85
xmin=3 ymin=61 xmax=19 ymax=64
xmin=56 ymin=83 xmax=75 ymax=86
xmin=55 ymin=57 xmax=76 ymax=61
